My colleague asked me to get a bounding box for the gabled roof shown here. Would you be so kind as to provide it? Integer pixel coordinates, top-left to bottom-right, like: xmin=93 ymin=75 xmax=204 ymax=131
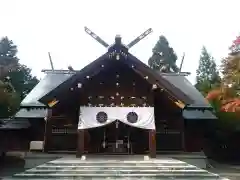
xmin=20 ymin=71 xmax=75 ymax=107
xmin=15 ymin=108 xmax=47 ymax=118
xmin=39 ymin=53 xmax=194 ymax=106
xmin=37 ymin=44 xmax=210 ymax=110
xmin=160 ymin=73 xmax=210 ymax=108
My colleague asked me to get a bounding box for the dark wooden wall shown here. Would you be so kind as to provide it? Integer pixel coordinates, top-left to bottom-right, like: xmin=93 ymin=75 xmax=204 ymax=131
xmin=46 ymin=60 xmax=198 ymax=152
xmin=153 ymin=89 xmax=184 ymax=151
xmin=78 ymin=60 xmax=153 ymax=107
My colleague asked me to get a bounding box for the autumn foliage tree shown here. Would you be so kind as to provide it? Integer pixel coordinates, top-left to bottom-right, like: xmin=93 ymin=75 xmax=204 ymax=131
xmin=206 ymin=36 xmax=240 ymax=114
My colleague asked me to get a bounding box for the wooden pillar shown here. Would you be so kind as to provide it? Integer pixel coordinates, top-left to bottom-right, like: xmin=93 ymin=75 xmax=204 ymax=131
xmin=149 ymin=129 xmax=156 ymax=158
xmin=43 ymin=109 xmax=52 ymax=152
xmin=76 ymin=129 xmax=84 ymax=158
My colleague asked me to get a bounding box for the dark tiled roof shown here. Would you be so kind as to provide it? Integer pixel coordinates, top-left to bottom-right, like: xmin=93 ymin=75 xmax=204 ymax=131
xmin=21 ymin=72 xmax=75 ymax=107
xmin=160 ymin=73 xmax=210 ymax=107
xmin=183 ymin=109 xmax=217 ymax=119
xmin=0 ymin=118 xmax=30 ymax=129
xmin=15 ymin=108 xmax=47 ymax=118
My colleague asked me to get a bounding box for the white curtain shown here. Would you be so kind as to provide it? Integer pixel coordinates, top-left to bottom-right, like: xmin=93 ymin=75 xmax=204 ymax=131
xmin=78 ymin=106 xmax=155 ymax=130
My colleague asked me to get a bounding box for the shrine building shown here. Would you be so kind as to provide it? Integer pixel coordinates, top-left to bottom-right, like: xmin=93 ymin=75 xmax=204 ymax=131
xmin=14 ymin=29 xmax=216 ymax=158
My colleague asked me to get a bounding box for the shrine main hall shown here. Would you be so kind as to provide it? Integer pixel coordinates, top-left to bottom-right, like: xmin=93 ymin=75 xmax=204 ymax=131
xmin=14 ymin=31 xmax=216 ymax=158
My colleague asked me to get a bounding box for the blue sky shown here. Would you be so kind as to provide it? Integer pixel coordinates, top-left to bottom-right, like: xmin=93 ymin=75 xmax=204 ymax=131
xmin=0 ymin=0 xmax=239 ymax=83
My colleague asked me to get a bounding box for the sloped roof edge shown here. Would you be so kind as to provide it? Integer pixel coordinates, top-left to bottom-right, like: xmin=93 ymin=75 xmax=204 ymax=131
xmin=15 ymin=108 xmax=47 ymax=118
xmin=160 ymin=73 xmax=210 ymax=108
xmin=20 ymin=72 xmax=75 ymax=107
xmin=183 ymin=109 xmax=217 ymax=120
xmin=39 ymin=53 xmax=109 ymax=104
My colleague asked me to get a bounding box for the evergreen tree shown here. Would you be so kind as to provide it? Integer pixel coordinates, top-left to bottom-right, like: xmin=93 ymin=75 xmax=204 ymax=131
xmin=195 ymin=46 xmax=221 ymax=95
xmin=0 ymin=37 xmax=18 ymax=79
xmin=148 ymin=35 xmax=179 ymax=72
xmin=9 ymin=65 xmax=39 ymax=100
xmin=0 ymin=37 xmax=39 ymax=117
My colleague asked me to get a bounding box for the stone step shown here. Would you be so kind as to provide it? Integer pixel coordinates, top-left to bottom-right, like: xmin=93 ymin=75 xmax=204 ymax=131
xmin=48 ymin=160 xmax=187 ymax=165
xmin=24 ymin=168 xmax=208 ymax=174
xmin=13 ymin=173 xmax=219 ymax=178
xmin=45 ymin=162 xmax=189 ymax=167
xmin=36 ymin=164 xmax=197 ymax=170
xmin=3 ymin=178 xmax=224 ymax=180
xmin=5 ymin=157 xmax=226 ymax=180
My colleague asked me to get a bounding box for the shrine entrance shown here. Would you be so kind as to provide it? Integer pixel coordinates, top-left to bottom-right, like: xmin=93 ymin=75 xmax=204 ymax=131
xmin=87 ymin=121 xmax=148 ymax=154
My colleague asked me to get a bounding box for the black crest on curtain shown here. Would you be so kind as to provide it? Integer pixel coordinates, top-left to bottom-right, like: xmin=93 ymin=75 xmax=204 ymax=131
xmin=96 ymin=111 xmax=108 ymax=123
xmin=127 ymin=112 xmax=138 ymax=123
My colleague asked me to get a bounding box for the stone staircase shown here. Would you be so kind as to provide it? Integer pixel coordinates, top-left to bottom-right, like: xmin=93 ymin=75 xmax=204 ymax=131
xmin=4 ymin=156 xmax=227 ymax=179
